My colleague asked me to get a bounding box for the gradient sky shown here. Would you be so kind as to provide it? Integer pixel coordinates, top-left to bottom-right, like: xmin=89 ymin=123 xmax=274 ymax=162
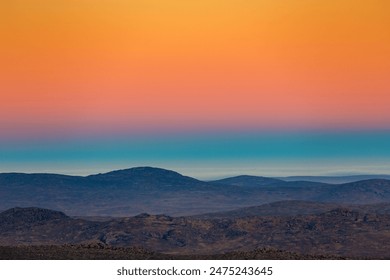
xmin=1 ymin=1 xmax=389 ymax=178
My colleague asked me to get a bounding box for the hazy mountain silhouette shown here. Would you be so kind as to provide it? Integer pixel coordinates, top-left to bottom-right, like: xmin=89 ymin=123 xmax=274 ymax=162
xmin=1 ymin=167 xmax=250 ymax=216
xmin=2 ymin=167 xmax=390 ymax=216
xmin=211 ymin=175 xmax=284 ymax=187
xmin=277 ymin=175 xmax=390 ymax=184
xmin=87 ymin=167 xmax=202 ymax=189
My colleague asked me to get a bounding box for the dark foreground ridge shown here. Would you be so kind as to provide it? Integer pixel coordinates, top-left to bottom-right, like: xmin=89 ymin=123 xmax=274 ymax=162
xmin=0 ymin=244 xmax=345 ymax=260
xmin=1 ymin=206 xmax=390 ymax=259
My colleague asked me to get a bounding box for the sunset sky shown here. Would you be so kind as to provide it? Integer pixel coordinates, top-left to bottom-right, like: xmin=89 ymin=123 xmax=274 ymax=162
xmin=1 ymin=0 xmax=389 ymax=178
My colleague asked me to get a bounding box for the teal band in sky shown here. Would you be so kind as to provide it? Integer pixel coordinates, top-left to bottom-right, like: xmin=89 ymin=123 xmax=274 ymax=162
xmin=1 ymin=130 xmax=390 ymax=178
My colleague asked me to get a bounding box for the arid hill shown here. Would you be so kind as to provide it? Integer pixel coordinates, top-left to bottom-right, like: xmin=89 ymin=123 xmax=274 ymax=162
xmin=1 ymin=207 xmax=390 ymax=259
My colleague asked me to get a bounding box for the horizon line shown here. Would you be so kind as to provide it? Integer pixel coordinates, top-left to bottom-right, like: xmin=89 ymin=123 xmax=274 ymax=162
xmin=1 ymin=166 xmax=390 ymax=181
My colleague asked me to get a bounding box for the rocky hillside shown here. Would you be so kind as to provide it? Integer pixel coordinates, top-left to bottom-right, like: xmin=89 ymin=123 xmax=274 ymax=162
xmin=1 ymin=207 xmax=390 ymax=259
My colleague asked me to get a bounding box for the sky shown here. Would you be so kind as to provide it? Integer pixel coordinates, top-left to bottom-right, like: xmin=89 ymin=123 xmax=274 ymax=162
xmin=1 ymin=0 xmax=389 ymax=178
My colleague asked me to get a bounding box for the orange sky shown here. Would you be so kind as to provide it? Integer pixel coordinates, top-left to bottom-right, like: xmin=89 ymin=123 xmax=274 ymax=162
xmin=1 ymin=0 xmax=390 ymax=136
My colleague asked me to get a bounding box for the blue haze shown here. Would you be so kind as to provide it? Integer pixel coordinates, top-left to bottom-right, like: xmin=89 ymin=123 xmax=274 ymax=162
xmin=1 ymin=130 xmax=390 ymax=179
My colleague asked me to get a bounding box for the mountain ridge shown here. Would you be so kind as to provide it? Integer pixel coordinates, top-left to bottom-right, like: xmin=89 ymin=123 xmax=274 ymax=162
xmin=2 ymin=166 xmax=390 ymax=216
xmin=2 ymin=206 xmax=390 ymax=258
xmin=277 ymin=174 xmax=390 ymax=184
xmin=210 ymin=175 xmax=285 ymax=187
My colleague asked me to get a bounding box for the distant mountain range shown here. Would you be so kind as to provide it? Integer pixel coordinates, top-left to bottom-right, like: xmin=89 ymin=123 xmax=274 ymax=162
xmin=276 ymin=174 xmax=390 ymax=184
xmin=3 ymin=166 xmax=390 ymax=259
xmin=210 ymin=175 xmax=284 ymax=187
xmin=1 ymin=166 xmax=390 ymax=216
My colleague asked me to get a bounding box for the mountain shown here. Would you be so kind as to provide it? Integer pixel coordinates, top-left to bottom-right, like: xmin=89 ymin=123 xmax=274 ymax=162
xmin=0 ymin=207 xmax=69 ymax=230
xmin=194 ymin=200 xmax=390 ymax=219
xmin=317 ymin=179 xmax=390 ymax=204
xmin=0 ymin=167 xmax=251 ymax=216
xmin=210 ymin=175 xmax=285 ymax=187
xmin=0 ymin=207 xmax=67 ymax=220
xmin=210 ymin=175 xmax=331 ymax=189
xmin=0 ymin=172 xmax=90 ymax=188
xmin=2 ymin=167 xmax=390 ymax=216
xmin=87 ymin=167 xmax=202 ymax=189
xmin=194 ymin=200 xmax=345 ymax=219
xmin=277 ymin=175 xmax=390 ymax=184
xmin=0 ymin=167 xmax=201 ymax=191
xmin=2 ymin=206 xmax=390 ymax=258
